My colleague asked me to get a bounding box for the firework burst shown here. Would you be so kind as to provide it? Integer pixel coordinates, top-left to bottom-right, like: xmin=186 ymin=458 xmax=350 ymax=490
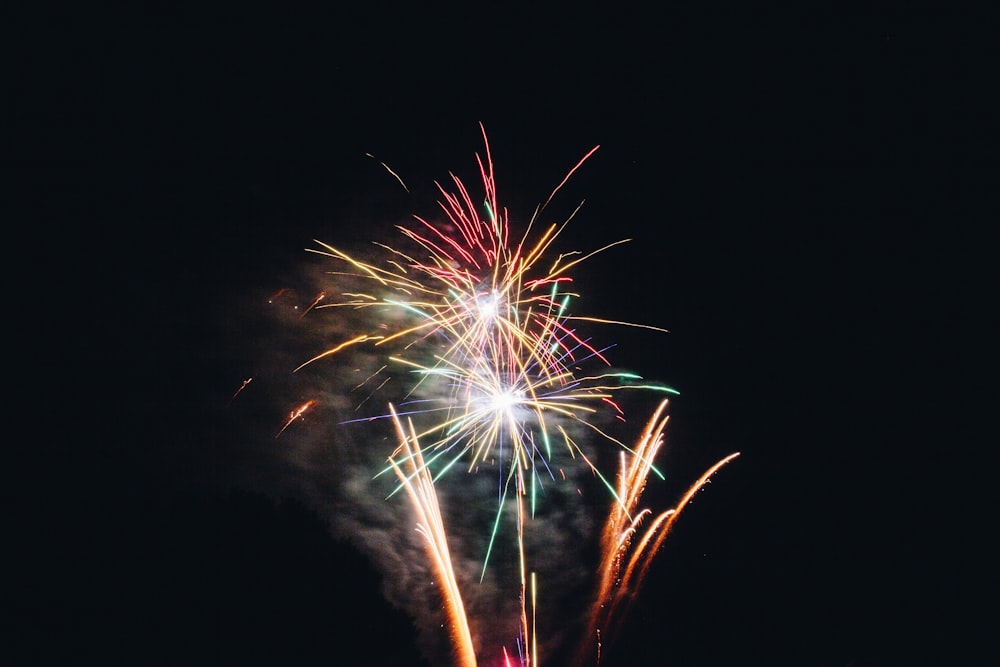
xmin=250 ymin=125 xmax=738 ymax=666
xmin=298 ymin=124 xmax=677 ymax=520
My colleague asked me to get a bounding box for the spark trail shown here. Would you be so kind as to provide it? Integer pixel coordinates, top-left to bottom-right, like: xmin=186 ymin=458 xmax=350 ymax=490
xmin=388 ymin=404 xmax=477 ymax=667
xmin=579 ymin=398 xmax=741 ymax=664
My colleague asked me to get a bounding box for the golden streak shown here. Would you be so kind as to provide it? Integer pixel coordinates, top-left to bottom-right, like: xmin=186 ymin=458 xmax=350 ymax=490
xmin=292 ymin=334 xmax=376 ymax=372
xmin=387 ymin=405 xmax=478 ymax=667
xmin=580 ymin=398 xmax=740 ymax=664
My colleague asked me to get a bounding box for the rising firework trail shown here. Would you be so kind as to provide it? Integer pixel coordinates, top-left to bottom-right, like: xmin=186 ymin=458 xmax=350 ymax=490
xmin=387 ymin=404 xmax=478 ymax=667
xmin=579 ymin=398 xmax=741 ymax=665
xmin=251 ymin=124 xmax=739 ymax=666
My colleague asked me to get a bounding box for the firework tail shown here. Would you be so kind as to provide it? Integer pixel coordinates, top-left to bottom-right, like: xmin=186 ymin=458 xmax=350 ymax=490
xmin=387 ymin=404 xmax=478 ymax=667
xmin=579 ymin=398 xmax=740 ymax=664
xmin=388 ymin=401 xmax=542 ymax=667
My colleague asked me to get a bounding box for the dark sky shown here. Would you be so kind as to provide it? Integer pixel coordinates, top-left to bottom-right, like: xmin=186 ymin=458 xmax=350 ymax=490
xmin=10 ymin=3 xmax=996 ymax=666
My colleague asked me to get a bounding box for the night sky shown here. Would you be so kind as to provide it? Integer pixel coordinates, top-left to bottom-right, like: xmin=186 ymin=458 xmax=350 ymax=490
xmin=10 ymin=3 xmax=996 ymax=666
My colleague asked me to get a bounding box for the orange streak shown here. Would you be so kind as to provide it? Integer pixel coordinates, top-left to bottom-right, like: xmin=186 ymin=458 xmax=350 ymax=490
xmin=275 ymin=399 xmax=317 ymax=437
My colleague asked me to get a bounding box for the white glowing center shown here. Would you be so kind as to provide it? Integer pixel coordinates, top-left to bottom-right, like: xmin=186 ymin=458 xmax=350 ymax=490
xmin=475 ymin=290 xmax=501 ymax=319
xmin=489 ymin=387 xmax=524 ymax=412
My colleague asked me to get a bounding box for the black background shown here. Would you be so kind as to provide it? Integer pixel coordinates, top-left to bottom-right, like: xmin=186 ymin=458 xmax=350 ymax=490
xmin=9 ymin=2 xmax=996 ymax=665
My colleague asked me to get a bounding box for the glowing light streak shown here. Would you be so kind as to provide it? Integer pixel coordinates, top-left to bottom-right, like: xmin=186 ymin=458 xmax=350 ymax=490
xmin=579 ymin=398 xmax=741 ymax=663
xmin=366 ymin=152 xmax=410 ymax=192
xmin=292 ymin=334 xmax=376 ymax=373
xmin=229 ymin=377 xmax=252 ymax=404
xmin=387 ymin=405 xmax=477 ymax=667
xmin=275 ymin=399 xmax=317 ymax=438
xmin=298 ymin=291 xmax=325 ymax=319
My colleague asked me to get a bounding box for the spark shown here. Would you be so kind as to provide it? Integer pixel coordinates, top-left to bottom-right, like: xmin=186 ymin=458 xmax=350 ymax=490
xmin=298 ymin=291 xmax=326 ymax=319
xmin=366 ymin=152 xmax=410 ymax=192
xmin=229 ymin=377 xmax=253 ymax=404
xmin=292 ymin=334 xmax=376 ymax=373
xmin=275 ymin=399 xmax=317 ymax=438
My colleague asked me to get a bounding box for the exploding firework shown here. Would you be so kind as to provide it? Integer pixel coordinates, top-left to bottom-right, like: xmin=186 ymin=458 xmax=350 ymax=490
xmin=240 ymin=125 xmax=739 ymax=666
xmin=296 ymin=123 xmax=679 ymax=568
xmin=301 ymin=129 xmax=671 ymax=430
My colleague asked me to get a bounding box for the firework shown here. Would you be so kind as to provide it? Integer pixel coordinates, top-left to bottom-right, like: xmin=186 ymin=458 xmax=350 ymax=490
xmin=258 ymin=126 xmax=739 ymax=666
xmin=298 ymin=124 xmax=676 ymax=513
